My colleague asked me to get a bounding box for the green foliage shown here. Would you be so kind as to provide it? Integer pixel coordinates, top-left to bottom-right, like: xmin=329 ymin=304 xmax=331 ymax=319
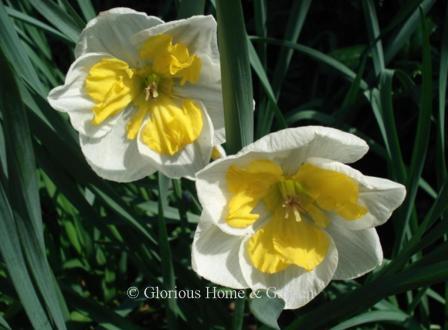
xmin=0 ymin=0 xmax=447 ymax=329
xmin=217 ymin=0 xmax=254 ymax=152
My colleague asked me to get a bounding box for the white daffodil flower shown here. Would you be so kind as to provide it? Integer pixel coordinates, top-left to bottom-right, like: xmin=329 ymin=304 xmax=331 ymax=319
xmin=48 ymin=8 xmax=224 ymax=181
xmin=192 ymin=126 xmax=406 ymax=309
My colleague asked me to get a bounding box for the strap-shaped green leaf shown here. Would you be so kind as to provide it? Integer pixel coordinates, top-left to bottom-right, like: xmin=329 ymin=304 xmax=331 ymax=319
xmin=216 ymin=0 xmax=254 ymax=153
xmin=0 ymin=48 xmax=67 ymax=329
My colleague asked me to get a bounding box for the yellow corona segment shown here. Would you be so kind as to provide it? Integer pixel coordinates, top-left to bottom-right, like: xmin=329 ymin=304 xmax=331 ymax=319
xmin=211 ymin=147 xmax=223 ymax=160
xmin=246 ymin=215 xmax=290 ymax=274
xmin=225 ymin=160 xmax=282 ymax=228
xmin=139 ymin=34 xmax=201 ymax=85
xmin=140 ymin=97 xmax=203 ymax=156
xmin=294 ymin=163 xmax=368 ymax=220
xmin=85 ymin=58 xmax=141 ymax=125
xmin=247 ymin=209 xmax=330 ymax=273
xmin=84 ymin=34 xmax=202 ymax=156
xmin=225 ymin=160 xmax=368 ymax=274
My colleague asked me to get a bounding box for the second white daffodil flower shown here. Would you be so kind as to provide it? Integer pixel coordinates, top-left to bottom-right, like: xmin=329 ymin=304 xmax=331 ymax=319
xmin=192 ymin=126 xmax=406 ymax=309
xmin=48 ymin=8 xmax=224 ymax=181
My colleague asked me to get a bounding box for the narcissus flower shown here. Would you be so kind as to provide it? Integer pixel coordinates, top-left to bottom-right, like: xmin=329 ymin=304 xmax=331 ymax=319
xmin=48 ymin=8 xmax=224 ymax=181
xmin=192 ymin=126 xmax=406 ymax=309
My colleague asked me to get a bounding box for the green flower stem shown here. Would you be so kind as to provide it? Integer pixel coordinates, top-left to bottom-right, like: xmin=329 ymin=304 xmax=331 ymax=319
xmin=173 ymin=178 xmax=189 ymax=243
xmin=158 ymin=173 xmax=179 ymax=329
xmin=232 ymin=297 xmax=246 ymax=330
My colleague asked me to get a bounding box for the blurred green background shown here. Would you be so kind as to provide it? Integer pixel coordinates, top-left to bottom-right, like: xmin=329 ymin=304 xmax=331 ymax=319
xmin=0 ymin=0 xmax=447 ymax=329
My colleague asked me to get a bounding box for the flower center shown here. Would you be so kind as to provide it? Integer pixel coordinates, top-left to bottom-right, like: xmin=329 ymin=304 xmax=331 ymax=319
xmin=277 ymin=179 xmax=307 ymax=222
xmin=83 ymin=33 xmax=205 ymax=157
xmin=144 ymin=73 xmax=161 ymax=100
xmin=224 ymin=160 xmax=369 ymax=274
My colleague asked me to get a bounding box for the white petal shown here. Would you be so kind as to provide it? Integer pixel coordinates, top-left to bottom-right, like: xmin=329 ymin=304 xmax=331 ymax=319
xmin=195 ymin=158 xmax=234 ymax=231
xmin=326 ymin=221 xmax=383 ymax=280
xmin=75 ymin=7 xmax=163 ymax=65
xmin=80 ymin=109 xmax=156 ymax=182
xmin=133 ymin=15 xmax=224 ymax=144
xmin=48 ymin=52 xmax=120 ymax=139
xmin=192 ymin=218 xmax=248 ymax=289
xmin=305 ymin=157 xmax=406 ymax=230
xmin=239 ymin=234 xmax=338 ymax=309
xmin=239 ymin=126 xmax=369 ymax=175
xmin=357 ymin=176 xmax=407 ymax=229
xmin=195 ymin=153 xmax=274 ymax=237
xmin=137 ymin=102 xmax=214 ymax=179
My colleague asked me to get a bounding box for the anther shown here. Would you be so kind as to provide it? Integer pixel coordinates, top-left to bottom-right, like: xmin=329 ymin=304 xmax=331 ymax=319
xmin=282 ymin=196 xmax=303 ymax=222
xmin=144 ymin=73 xmax=160 ymax=101
xmin=144 ymin=82 xmax=159 ymax=100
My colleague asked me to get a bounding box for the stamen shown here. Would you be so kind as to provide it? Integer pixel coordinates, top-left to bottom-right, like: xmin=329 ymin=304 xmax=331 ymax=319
xmin=144 ymin=73 xmax=161 ymax=100
xmin=282 ymin=196 xmax=304 ymax=222
xmin=144 ymin=82 xmax=159 ymax=100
